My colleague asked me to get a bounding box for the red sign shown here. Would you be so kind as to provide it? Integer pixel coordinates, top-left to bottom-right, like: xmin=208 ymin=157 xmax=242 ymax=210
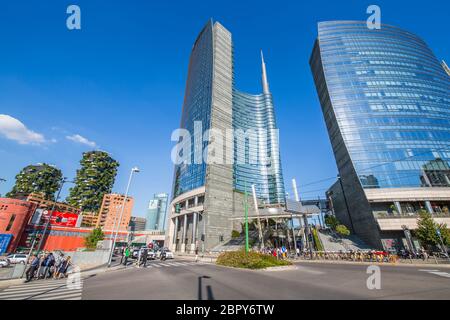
xmin=43 ymin=211 xmax=79 ymax=227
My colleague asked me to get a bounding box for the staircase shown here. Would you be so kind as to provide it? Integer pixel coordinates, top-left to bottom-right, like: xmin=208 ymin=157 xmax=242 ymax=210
xmin=211 ymin=230 xmax=260 ymax=252
xmin=317 ymin=229 xmax=371 ymax=252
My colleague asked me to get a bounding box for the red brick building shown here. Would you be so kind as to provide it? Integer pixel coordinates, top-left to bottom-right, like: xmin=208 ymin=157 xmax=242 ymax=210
xmin=0 ymin=198 xmax=37 ymax=253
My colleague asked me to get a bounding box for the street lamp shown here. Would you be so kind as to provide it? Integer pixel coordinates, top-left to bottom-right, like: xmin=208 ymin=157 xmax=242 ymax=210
xmin=107 ymin=166 xmax=140 ymax=267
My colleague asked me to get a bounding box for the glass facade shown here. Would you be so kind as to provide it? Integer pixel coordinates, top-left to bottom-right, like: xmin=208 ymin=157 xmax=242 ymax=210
xmin=146 ymin=193 xmax=169 ymax=231
xmin=310 ymin=21 xmax=450 ymax=189
xmin=233 ymin=90 xmax=285 ymax=203
xmin=172 ymin=20 xmax=285 ymax=204
xmin=172 ymin=22 xmax=213 ymax=198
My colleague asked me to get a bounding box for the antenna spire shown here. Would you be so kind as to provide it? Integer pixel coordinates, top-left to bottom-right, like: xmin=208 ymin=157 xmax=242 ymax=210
xmin=261 ymin=50 xmax=270 ymax=94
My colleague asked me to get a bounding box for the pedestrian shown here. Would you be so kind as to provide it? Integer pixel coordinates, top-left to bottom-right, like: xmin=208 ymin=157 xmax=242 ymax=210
xmin=25 ymin=255 xmax=40 ymax=283
xmin=43 ymin=252 xmax=55 ymax=279
xmin=195 ymin=247 xmax=199 ymax=262
xmin=421 ymin=248 xmax=428 ymax=261
xmin=141 ymin=248 xmax=148 ymax=267
xmin=123 ymin=247 xmax=130 ymax=266
xmin=296 ymin=247 xmax=300 ymax=257
xmin=56 ymin=256 xmax=72 ymax=279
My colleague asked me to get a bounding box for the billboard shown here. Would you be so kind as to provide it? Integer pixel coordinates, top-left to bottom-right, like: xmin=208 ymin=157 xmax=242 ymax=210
xmin=40 ymin=211 xmax=80 ymax=227
xmin=0 ymin=234 xmax=13 ymax=254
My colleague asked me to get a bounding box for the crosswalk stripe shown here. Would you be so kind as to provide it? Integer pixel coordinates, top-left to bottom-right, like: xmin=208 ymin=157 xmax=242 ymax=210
xmin=27 ymin=289 xmax=82 ymax=300
xmin=0 ymin=284 xmax=77 ymax=296
xmin=1 ymin=288 xmax=82 ymax=300
xmin=153 ymin=264 xmax=161 ymax=268
xmin=3 ymin=281 xmax=75 ymax=292
xmin=8 ymin=281 xmax=68 ymax=290
xmin=0 ymin=284 xmax=83 ymax=299
xmin=34 ymin=293 xmax=83 ymax=300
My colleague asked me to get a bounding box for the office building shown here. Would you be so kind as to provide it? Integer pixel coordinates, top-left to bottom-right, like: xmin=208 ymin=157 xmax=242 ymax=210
xmin=310 ymin=21 xmax=450 ymax=250
xmin=168 ymin=20 xmax=285 ymax=252
xmin=129 ymin=216 xmax=147 ymax=232
xmin=146 ymin=193 xmax=168 ymax=231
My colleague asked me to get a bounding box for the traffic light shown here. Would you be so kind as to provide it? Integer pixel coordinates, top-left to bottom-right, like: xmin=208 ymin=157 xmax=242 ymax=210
xmin=201 ymin=234 xmax=205 ymax=241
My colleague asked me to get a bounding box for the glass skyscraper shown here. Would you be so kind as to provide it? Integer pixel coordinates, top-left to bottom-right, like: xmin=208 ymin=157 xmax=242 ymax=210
xmin=168 ymin=20 xmax=285 ymax=252
xmin=146 ymin=193 xmax=168 ymax=231
xmin=310 ymin=21 xmax=450 ymax=249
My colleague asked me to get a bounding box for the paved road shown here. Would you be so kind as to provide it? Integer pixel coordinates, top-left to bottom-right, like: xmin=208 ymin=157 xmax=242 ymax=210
xmin=81 ymin=260 xmax=450 ymax=300
xmin=1 ymin=260 xmax=449 ymax=300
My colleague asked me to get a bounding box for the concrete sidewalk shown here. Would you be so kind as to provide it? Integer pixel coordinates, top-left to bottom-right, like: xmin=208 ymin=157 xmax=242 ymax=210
xmin=174 ymin=253 xmax=217 ymax=263
xmin=0 ymin=262 xmax=127 ymax=289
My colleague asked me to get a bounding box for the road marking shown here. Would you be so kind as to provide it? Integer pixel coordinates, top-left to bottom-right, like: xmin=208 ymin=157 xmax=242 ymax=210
xmin=429 ymin=271 xmax=450 ymax=278
xmin=419 ymin=269 xmax=450 ymax=279
xmin=418 ymin=269 xmax=440 ymax=272
xmin=0 ymin=279 xmax=84 ymax=300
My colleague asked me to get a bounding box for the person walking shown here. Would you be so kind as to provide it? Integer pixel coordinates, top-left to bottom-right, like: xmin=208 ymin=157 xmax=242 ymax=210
xmin=42 ymin=252 xmax=55 ymax=279
xmin=25 ymin=255 xmax=40 ymax=283
xmin=141 ymin=248 xmax=148 ymax=267
xmin=195 ymin=247 xmax=199 ymax=262
xmin=123 ymin=247 xmax=130 ymax=266
xmin=55 ymin=256 xmax=72 ymax=279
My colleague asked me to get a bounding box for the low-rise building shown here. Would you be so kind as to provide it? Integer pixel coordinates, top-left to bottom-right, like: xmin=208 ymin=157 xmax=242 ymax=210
xmin=129 ymin=216 xmax=147 ymax=232
xmin=0 ymin=198 xmax=37 ymax=253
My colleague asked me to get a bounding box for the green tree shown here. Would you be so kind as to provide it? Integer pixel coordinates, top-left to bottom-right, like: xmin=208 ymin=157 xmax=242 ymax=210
xmin=335 ymin=224 xmax=350 ymax=236
xmin=66 ymin=151 xmax=119 ymax=212
xmin=437 ymin=223 xmax=450 ymax=246
xmin=6 ymin=164 xmax=62 ymax=200
xmin=85 ymin=228 xmax=105 ymax=249
xmin=324 ymin=214 xmax=339 ymax=230
xmin=415 ymin=211 xmax=440 ymax=246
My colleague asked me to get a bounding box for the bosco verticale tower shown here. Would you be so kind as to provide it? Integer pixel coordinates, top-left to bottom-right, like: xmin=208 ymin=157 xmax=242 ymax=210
xmin=66 ymin=151 xmax=119 ymax=212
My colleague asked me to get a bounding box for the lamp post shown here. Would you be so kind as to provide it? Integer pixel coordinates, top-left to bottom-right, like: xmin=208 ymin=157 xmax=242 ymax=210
xmin=107 ymin=167 xmax=140 ymax=267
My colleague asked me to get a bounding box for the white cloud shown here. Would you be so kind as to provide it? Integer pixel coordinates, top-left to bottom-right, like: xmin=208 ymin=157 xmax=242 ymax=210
xmin=66 ymin=134 xmax=97 ymax=148
xmin=0 ymin=114 xmax=47 ymax=145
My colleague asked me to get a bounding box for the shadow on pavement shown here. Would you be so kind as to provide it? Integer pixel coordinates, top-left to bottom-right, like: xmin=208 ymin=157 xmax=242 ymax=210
xmin=198 ymin=276 xmax=214 ymax=300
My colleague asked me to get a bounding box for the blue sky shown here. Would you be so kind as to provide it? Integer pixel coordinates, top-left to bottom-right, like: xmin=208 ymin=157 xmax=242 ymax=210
xmin=0 ymin=0 xmax=449 ymax=218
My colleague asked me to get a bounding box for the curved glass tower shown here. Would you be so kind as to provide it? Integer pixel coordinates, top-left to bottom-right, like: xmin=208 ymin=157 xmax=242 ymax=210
xmin=310 ymin=21 xmax=450 ymax=249
xmin=169 ymin=20 xmax=285 ymax=252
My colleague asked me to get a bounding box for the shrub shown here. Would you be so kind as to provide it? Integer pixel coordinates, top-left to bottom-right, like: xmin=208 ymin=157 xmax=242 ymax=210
xmin=85 ymin=227 xmax=104 ymax=249
xmin=312 ymin=228 xmax=324 ymax=251
xmin=231 ymin=230 xmax=240 ymax=239
xmin=336 ymin=224 xmax=350 ymax=236
xmin=324 ymin=215 xmax=339 ymax=229
xmin=216 ymin=250 xmax=291 ymax=269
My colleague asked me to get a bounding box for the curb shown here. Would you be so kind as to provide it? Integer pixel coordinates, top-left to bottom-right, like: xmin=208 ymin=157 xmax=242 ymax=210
xmin=0 ymin=263 xmax=126 ymax=289
xmin=260 ymin=265 xmax=298 ymax=272
xmin=292 ymin=259 xmax=450 ymax=269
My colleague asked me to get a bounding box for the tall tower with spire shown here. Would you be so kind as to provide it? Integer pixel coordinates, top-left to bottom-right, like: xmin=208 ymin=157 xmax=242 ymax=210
xmin=169 ymin=20 xmax=285 ymax=252
xmin=261 ymin=50 xmax=270 ymax=94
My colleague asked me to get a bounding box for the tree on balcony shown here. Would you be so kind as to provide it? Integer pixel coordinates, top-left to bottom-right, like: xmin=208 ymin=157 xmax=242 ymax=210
xmin=66 ymin=151 xmax=119 ymax=212
xmin=6 ymin=164 xmax=63 ymax=200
